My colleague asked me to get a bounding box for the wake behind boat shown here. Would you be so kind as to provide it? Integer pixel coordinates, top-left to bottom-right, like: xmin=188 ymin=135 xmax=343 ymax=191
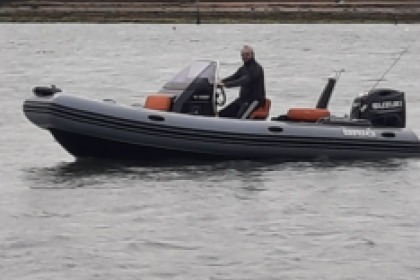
xmin=23 ymin=60 xmax=420 ymax=161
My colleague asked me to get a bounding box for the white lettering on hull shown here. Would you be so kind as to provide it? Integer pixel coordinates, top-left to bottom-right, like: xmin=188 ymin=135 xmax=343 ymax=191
xmin=342 ymin=128 xmax=377 ymax=137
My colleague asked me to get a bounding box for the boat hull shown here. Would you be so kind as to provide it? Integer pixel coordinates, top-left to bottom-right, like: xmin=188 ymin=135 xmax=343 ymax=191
xmin=23 ymin=94 xmax=420 ymax=161
xmin=49 ymin=128 xmax=229 ymax=160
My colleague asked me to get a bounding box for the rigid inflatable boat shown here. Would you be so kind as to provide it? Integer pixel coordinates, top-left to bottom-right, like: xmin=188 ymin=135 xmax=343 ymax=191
xmin=23 ymin=60 xmax=420 ymax=161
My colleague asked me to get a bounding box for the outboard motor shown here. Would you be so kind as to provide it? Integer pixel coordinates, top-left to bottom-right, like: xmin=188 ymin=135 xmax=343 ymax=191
xmin=350 ymin=89 xmax=405 ymax=128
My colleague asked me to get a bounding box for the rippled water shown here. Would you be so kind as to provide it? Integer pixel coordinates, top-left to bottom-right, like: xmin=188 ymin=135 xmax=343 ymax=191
xmin=1 ymin=24 xmax=420 ymax=280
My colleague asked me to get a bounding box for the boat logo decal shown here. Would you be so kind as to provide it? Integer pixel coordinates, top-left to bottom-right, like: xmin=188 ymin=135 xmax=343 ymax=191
xmin=371 ymin=101 xmax=403 ymax=110
xmin=193 ymin=94 xmax=210 ymax=100
xmin=342 ymin=128 xmax=376 ymax=137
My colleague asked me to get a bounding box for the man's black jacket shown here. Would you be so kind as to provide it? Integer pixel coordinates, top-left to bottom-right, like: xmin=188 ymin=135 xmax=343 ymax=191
xmin=222 ymin=58 xmax=266 ymax=103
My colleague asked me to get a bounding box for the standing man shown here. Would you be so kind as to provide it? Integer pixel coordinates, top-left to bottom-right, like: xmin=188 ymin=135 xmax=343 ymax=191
xmin=218 ymin=45 xmax=266 ymax=119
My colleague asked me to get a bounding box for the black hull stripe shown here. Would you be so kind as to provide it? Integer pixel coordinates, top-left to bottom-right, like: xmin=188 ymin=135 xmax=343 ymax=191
xmin=23 ymin=101 xmax=420 ymax=153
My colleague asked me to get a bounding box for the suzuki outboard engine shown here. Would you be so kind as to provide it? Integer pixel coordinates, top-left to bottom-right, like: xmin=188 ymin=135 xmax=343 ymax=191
xmin=350 ymin=89 xmax=405 ymax=128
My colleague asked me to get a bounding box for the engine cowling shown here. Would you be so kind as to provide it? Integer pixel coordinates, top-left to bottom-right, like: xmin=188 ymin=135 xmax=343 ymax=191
xmin=350 ymin=89 xmax=405 ymax=128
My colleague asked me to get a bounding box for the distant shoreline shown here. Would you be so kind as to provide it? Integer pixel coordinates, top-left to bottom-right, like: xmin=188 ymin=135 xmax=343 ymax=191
xmin=1 ymin=1 xmax=419 ymax=23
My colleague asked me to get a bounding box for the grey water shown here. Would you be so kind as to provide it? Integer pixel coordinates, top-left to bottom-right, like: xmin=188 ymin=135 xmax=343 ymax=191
xmin=1 ymin=24 xmax=420 ymax=280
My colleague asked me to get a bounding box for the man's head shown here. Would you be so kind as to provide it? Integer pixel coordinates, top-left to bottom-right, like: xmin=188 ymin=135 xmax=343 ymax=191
xmin=241 ymin=45 xmax=254 ymax=63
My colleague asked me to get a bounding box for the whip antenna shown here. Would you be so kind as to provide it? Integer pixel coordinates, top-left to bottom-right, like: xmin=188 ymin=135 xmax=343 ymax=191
xmin=371 ymin=38 xmax=416 ymax=90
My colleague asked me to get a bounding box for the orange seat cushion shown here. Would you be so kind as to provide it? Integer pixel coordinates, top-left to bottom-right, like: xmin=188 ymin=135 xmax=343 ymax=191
xmin=250 ymin=99 xmax=271 ymax=119
xmin=144 ymin=95 xmax=172 ymax=111
xmin=287 ymin=108 xmax=330 ymax=122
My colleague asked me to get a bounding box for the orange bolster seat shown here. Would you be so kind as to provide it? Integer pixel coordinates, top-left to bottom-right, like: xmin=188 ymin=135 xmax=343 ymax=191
xmin=250 ymin=99 xmax=271 ymax=120
xmin=144 ymin=95 xmax=172 ymax=111
xmin=287 ymin=108 xmax=330 ymax=122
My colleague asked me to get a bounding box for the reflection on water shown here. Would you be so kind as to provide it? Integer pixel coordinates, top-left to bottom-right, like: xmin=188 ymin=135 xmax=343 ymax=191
xmin=24 ymin=156 xmax=415 ymax=190
xmin=25 ymin=159 xmax=269 ymax=189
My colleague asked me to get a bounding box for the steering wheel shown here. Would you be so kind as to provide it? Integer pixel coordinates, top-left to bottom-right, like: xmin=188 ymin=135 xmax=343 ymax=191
xmin=215 ymin=86 xmax=226 ymax=106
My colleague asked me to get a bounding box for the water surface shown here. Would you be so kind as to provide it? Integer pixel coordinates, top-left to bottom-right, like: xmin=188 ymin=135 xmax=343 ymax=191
xmin=1 ymin=24 xmax=420 ymax=280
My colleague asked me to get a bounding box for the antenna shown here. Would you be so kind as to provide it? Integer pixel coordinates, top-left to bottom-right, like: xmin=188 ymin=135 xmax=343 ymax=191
xmin=370 ymin=38 xmax=416 ymax=91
